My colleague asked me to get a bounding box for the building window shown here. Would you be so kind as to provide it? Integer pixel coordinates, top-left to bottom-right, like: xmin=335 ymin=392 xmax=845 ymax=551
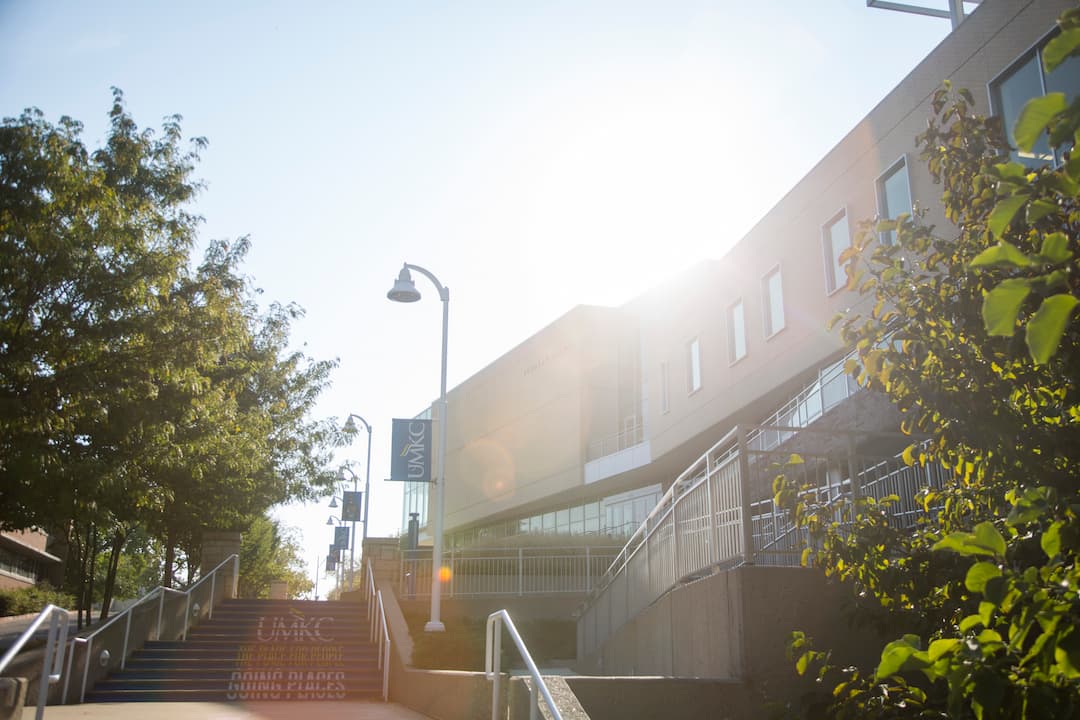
xmin=687 ymin=338 xmax=701 ymax=394
xmin=659 ymin=361 xmax=670 ymax=413
xmin=762 ymin=267 xmax=785 ymax=337
xmin=728 ymin=299 xmax=746 ymax=364
xmin=822 ymin=210 xmax=851 ymax=294
xmin=876 ymin=156 xmax=912 ymax=246
xmin=990 ymin=36 xmax=1080 ymax=167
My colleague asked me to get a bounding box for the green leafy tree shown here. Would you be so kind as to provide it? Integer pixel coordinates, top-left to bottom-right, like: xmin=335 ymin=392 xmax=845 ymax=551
xmin=777 ymin=11 xmax=1080 ymax=719
xmin=0 ymin=91 xmax=341 ymax=622
xmin=238 ymin=515 xmax=314 ymax=599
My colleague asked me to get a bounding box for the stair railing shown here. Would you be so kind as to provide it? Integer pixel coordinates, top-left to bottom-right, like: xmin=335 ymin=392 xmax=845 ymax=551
xmin=0 ymin=604 xmax=70 ymax=720
xmin=66 ymin=552 xmax=239 ymax=704
xmin=365 ymin=558 xmax=391 ymax=701
xmin=485 ymin=610 xmax=562 ymax=720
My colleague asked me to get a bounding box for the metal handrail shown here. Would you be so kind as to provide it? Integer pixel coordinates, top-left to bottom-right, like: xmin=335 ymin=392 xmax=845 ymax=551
xmin=69 ymin=552 xmax=239 ymax=703
xmin=364 ymin=559 xmax=390 ymax=701
xmin=486 ymin=610 xmax=562 ymax=720
xmin=0 ymin=604 xmax=69 ymax=720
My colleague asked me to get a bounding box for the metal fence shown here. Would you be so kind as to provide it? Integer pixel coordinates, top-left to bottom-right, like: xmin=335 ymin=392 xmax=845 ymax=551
xmin=577 ymin=424 xmax=948 ymax=661
xmin=396 ymin=546 xmax=620 ymax=599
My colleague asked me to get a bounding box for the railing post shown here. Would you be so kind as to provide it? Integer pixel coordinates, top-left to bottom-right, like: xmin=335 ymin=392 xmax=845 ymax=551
xmin=736 ymin=426 xmax=755 ymax=565
xmin=79 ymin=636 xmax=93 ymax=703
xmin=705 ymin=451 xmax=719 ymax=564
xmin=518 ymin=548 xmax=524 ymax=597
xmin=847 ymin=434 xmax=862 ymax=502
xmin=121 ymin=610 xmax=132 ymax=670
xmin=585 ymin=546 xmax=591 ymax=592
xmin=183 ymin=593 xmax=191 ymax=641
xmin=157 ymin=588 xmax=165 ymax=641
xmin=232 ymin=553 xmax=240 ymax=599
xmin=209 ymin=573 xmax=216 ymax=619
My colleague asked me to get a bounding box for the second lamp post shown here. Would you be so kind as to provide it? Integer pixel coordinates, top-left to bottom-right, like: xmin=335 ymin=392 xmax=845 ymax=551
xmin=388 ymin=262 xmax=448 ymax=632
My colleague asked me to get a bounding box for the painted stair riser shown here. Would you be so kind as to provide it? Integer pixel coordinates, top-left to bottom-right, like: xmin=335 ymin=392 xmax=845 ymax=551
xmin=88 ymin=600 xmax=383 ymax=703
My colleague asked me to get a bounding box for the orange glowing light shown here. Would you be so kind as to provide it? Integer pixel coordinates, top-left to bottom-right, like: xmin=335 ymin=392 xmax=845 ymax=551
xmin=438 ymin=566 xmax=453 ymax=583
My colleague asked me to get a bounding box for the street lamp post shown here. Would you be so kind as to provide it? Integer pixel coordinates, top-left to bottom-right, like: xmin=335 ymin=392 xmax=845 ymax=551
xmin=326 ymin=514 xmax=345 ymax=596
xmin=340 ymin=413 xmax=372 ymax=592
xmin=387 ymin=262 xmax=448 ymax=633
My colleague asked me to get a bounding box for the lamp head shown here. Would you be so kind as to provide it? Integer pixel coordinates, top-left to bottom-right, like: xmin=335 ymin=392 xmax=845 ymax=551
xmin=329 ymin=496 xmax=338 ymax=509
xmin=387 ymin=265 xmax=421 ymax=303
xmin=342 ymin=416 xmax=357 ymax=434
xmin=326 ymin=516 xmax=335 ymax=526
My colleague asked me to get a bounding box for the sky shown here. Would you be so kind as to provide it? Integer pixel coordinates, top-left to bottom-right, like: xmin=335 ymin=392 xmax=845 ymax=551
xmin=1 ymin=0 xmax=962 ymax=595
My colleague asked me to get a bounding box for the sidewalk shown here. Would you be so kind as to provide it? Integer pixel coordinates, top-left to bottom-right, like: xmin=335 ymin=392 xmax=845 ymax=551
xmin=30 ymin=702 xmax=433 ymax=719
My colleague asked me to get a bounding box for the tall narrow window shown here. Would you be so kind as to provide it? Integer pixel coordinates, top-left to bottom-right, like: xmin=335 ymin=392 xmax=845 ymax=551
xmin=762 ymin=267 xmax=785 ymax=337
xmin=659 ymin=361 xmax=670 ymax=413
xmin=687 ymin=338 xmax=701 ymax=394
xmin=991 ymin=37 xmax=1080 ymax=167
xmin=877 ymin=157 xmax=912 ymax=246
xmin=822 ymin=210 xmax=850 ymax=294
xmin=728 ymin=299 xmax=746 ymax=363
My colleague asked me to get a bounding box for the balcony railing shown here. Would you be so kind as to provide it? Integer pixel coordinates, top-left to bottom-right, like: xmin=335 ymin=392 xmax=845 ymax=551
xmin=397 ymin=545 xmax=620 ymax=599
xmin=587 ymin=419 xmax=644 ymax=461
xmin=576 ymin=424 xmax=946 ymax=662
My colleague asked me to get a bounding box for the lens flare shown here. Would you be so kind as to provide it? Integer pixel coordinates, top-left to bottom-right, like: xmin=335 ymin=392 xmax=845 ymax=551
xmin=438 ymin=566 xmax=453 ymax=583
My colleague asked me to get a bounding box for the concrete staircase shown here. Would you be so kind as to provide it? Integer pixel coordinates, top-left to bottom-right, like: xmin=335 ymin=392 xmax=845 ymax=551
xmin=85 ymin=598 xmax=382 ymax=702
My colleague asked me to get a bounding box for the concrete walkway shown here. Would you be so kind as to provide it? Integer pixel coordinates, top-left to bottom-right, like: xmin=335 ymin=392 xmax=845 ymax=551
xmin=29 ymin=702 xmax=433 ymax=719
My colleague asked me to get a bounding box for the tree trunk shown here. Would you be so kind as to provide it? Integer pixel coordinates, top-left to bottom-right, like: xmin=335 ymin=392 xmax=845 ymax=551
xmin=163 ymin=529 xmax=176 ymax=589
xmin=82 ymin=525 xmax=98 ymax=629
xmin=99 ymin=528 xmax=126 ymax=621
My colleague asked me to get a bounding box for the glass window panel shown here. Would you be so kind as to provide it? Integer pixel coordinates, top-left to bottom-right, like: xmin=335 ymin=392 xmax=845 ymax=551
xmin=728 ymin=300 xmax=746 ymax=363
xmin=556 ymin=508 xmax=569 ymax=532
xmin=687 ymin=338 xmax=701 ymax=393
xmin=570 ymin=505 xmax=584 ymax=523
xmin=763 ymin=269 xmax=785 ymax=336
xmin=822 ymin=212 xmax=850 ymax=294
xmin=994 ymin=54 xmax=1054 ymax=166
xmin=660 ymin=361 xmax=670 ymax=413
xmin=542 ymin=512 xmax=556 ymax=534
xmin=584 ymin=502 xmax=599 ymax=519
xmin=1046 ymin=52 xmax=1080 ymax=162
xmin=878 ymin=160 xmax=912 ymax=246
xmin=529 ymin=515 xmax=541 ymax=533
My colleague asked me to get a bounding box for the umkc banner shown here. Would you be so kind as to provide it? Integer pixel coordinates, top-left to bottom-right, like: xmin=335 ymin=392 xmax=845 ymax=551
xmin=390 ymin=418 xmax=432 ymax=483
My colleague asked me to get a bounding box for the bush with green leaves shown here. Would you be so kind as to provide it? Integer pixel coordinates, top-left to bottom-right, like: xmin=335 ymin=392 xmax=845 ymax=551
xmin=775 ymin=8 xmax=1080 ymax=719
xmin=0 ymin=583 xmax=76 ymax=617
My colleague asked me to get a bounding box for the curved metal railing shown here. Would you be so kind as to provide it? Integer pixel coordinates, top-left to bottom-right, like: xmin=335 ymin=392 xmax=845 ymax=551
xmin=0 ymin=604 xmax=70 ymax=720
xmin=486 ymin=609 xmax=562 ymax=720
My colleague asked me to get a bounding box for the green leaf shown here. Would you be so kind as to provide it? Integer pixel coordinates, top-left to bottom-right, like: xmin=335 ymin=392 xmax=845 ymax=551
xmin=987 ymin=194 xmax=1029 ymax=238
xmin=1039 ymin=232 xmax=1072 ymax=263
xmin=973 ymin=522 xmax=1007 ymax=558
xmin=1007 ymin=486 xmax=1051 ymax=526
xmin=960 ymin=614 xmax=984 ymax=633
xmin=1025 ymin=294 xmax=1079 ymax=364
xmin=875 ymin=635 xmax=925 ymax=680
xmin=965 ymin=561 xmax=1002 ymax=593
xmin=1041 ymin=521 xmax=1063 ymax=558
xmin=1014 ymin=93 xmax=1067 ymax=153
xmin=928 ymin=637 xmax=961 ymax=662
xmin=1026 ymin=199 xmax=1060 ymax=224
xmin=1042 ymin=27 xmax=1080 ymax=72
xmin=1054 ymin=628 xmax=1080 ymax=679
xmin=981 ymin=279 xmax=1032 ymax=336
xmin=970 ymin=241 xmax=1033 ymax=268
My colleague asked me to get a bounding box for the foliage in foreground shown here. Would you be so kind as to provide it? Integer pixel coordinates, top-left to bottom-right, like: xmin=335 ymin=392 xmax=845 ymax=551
xmin=776 ymin=11 xmax=1080 ymax=719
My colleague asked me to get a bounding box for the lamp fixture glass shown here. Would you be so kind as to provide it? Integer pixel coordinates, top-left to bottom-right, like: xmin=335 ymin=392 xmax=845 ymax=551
xmin=387 ymin=265 xmax=421 ymax=303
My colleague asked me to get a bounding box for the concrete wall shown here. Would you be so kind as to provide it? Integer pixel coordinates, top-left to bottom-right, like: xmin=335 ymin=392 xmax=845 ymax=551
xmin=567 ymin=677 xmax=751 ymax=720
xmin=442 ymin=305 xmax=628 ymax=532
xmin=581 ymin=566 xmax=888 ymax=705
